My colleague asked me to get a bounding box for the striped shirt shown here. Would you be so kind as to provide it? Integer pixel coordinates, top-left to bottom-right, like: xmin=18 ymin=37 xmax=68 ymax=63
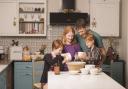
xmin=86 ymin=46 xmax=102 ymax=65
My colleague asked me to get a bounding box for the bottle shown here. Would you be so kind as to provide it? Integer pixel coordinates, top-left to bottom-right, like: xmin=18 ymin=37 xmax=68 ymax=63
xmin=23 ymin=46 xmax=31 ymax=61
xmin=34 ymin=20 xmax=39 ymax=33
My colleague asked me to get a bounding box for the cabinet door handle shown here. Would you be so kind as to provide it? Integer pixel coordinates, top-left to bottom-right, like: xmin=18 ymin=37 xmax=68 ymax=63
xmin=25 ymin=66 xmax=32 ymax=68
xmin=25 ymin=73 xmax=32 ymax=76
xmin=13 ymin=17 xmax=16 ymax=26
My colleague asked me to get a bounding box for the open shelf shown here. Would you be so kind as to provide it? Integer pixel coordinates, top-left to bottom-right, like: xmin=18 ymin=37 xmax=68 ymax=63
xmin=19 ymin=1 xmax=47 ymax=36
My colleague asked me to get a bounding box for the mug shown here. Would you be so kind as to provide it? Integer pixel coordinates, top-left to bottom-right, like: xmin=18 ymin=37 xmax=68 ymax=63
xmin=54 ymin=66 xmax=60 ymax=75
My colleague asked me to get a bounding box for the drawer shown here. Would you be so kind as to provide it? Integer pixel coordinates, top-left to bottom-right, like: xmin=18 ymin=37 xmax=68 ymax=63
xmin=15 ymin=71 xmax=32 ymax=77
xmin=15 ymin=69 xmax=32 ymax=73
xmin=14 ymin=62 xmax=32 ymax=66
xmin=14 ymin=71 xmax=32 ymax=89
xmin=14 ymin=62 xmax=32 ymax=70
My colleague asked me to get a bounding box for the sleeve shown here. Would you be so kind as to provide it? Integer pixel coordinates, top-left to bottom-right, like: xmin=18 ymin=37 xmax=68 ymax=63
xmin=75 ymin=34 xmax=87 ymax=52
xmin=75 ymin=34 xmax=79 ymax=43
xmin=92 ymin=31 xmax=104 ymax=48
xmin=62 ymin=46 xmax=66 ymax=53
xmin=44 ymin=54 xmax=58 ymax=66
xmin=55 ymin=55 xmax=64 ymax=62
xmin=94 ymin=48 xmax=102 ymax=66
xmin=74 ymin=44 xmax=81 ymax=52
xmin=40 ymin=60 xmax=48 ymax=83
xmin=40 ymin=54 xmax=50 ymax=83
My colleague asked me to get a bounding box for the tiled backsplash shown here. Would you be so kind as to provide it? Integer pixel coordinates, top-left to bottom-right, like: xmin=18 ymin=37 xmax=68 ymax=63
xmin=0 ymin=26 xmax=120 ymax=55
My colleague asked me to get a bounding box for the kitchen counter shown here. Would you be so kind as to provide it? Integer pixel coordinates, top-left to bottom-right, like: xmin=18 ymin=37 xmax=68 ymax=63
xmin=48 ymin=72 xmax=126 ymax=89
xmin=0 ymin=59 xmax=33 ymax=73
xmin=0 ymin=59 xmax=12 ymax=73
xmin=0 ymin=65 xmax=8 ymax=73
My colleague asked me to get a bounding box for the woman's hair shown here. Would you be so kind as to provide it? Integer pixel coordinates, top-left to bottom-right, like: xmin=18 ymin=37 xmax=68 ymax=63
xmin=62 ymin=26 xmax=76 ymax=45
xmin=52 ymin=39 xmax=63 ymax=50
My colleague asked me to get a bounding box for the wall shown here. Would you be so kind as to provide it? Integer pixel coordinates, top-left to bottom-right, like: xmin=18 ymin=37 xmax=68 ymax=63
xmin=120 ymin=0 xmax=128 ymax=88
xmin=127 ymin=3 xmax=128 ymax=88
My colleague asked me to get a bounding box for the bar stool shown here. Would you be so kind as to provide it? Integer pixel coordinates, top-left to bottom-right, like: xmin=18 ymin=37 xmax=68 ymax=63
xmin=32 ymin=58 xmax=44 ymax=89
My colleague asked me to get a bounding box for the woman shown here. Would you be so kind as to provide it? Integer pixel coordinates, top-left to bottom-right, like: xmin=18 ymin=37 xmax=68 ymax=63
xmin=62 ymin=26 xmax=81 ymax=61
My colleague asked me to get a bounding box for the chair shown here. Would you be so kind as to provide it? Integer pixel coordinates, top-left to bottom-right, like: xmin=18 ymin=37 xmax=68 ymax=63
xmin=32 ymin=59 xmax=44 ymax=89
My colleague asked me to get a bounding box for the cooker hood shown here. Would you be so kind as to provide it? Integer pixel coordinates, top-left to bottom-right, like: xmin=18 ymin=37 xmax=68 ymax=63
xmin=50 ymin=12 xmax=90 ymax=25
xmin=50 ymin=0 xmax=89 ymax=25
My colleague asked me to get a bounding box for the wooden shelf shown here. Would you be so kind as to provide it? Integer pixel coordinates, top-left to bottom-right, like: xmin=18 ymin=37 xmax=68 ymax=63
xmin=19 ymin=21 xmax=44 ymax=23
xmin=19 ymin=11 xmax=44 ymax=13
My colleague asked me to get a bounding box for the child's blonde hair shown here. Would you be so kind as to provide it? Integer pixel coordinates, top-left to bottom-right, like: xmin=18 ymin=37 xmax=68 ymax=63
xmin=52 ymin=39 xmax=63 ymax=50
xmin=62 ymin=26 xmax=76 ymax=45
xmin=85 ymin=34 xmax=94 ymax=42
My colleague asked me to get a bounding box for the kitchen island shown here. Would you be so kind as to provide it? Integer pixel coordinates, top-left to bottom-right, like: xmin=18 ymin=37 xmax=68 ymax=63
xmin=48 ymin=71 xmax=126 ymax=89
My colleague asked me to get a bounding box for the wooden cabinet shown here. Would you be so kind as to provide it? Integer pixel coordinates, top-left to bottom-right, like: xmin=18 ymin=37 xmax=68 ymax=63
xmin=0 ymin=69 xmax=7 ymax=89
xmin=90 ymin=0 xmax=120 ymax=37
xmin=6 ymin=63 xmax=14 ymax=89
xmin=0 ymin=63 xmax=13 ymax=89
xmin=0 ymin=0 xmax=47 ymax=36
xmin=0 ymin=1 xmax=19 ymax=36
xmin=14 ymin=62 xmax=32 ymax=89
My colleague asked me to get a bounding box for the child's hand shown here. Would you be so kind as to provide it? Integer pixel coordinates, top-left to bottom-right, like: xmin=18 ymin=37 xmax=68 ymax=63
xmin=77 ymin=52 xmax=87 ymax=61
xmin=61 ymin=53 xmax=71 ymax=63
xmin=62 ymin=57 xmax=70 ymax=64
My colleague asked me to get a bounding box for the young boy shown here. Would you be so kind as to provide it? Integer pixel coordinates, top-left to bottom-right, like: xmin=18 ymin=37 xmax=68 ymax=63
xmin=85 ymin=34 xmax=102 ymax=66
xmin=40 ymin=39 xmax=64 ymax=89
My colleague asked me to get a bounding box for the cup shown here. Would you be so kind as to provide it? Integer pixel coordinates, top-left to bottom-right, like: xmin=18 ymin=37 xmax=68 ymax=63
xmin=54 ymin=66 xmax=60 ymax=75
xmin=85 ymin=64 xmax=95 ymax=70
xmin=90 ymin=68 xmax=99 ymax=75
xmin=80 ymin=68 xmax=89 ymax=74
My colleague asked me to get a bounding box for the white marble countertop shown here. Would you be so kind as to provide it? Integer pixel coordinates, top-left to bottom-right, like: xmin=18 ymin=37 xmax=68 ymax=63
xmin=0 ymin=60 xmax=12 ymax=73
xmin=48 ymin=72 xmax=126 ymax=89
xmin=0 ymin=65 xmax=8 ymax=73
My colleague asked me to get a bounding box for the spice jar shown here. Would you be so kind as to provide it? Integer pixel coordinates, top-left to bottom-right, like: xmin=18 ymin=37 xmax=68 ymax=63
xmin=23 ymin=46 xmax=31 ymax=61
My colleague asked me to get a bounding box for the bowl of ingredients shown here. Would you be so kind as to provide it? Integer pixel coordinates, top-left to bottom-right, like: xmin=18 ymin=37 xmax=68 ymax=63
xmin=67 ymin=62 xmax=86 ymax=71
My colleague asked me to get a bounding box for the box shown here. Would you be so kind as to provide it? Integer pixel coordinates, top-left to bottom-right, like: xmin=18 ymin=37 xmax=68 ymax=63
xmin=9 ymin=46 xmax=23 ymax=60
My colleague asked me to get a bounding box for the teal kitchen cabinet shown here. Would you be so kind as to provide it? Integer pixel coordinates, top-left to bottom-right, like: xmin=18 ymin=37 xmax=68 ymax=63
xmin=111 ymin=61 xmax=125 ymax=86
xmin=14 ymin=62 xmax=32 ymax=89
xmin=0 ymin=70 xmax=7 ymax=89
xmin=102 ymin=61 xmax=125 ymax=86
